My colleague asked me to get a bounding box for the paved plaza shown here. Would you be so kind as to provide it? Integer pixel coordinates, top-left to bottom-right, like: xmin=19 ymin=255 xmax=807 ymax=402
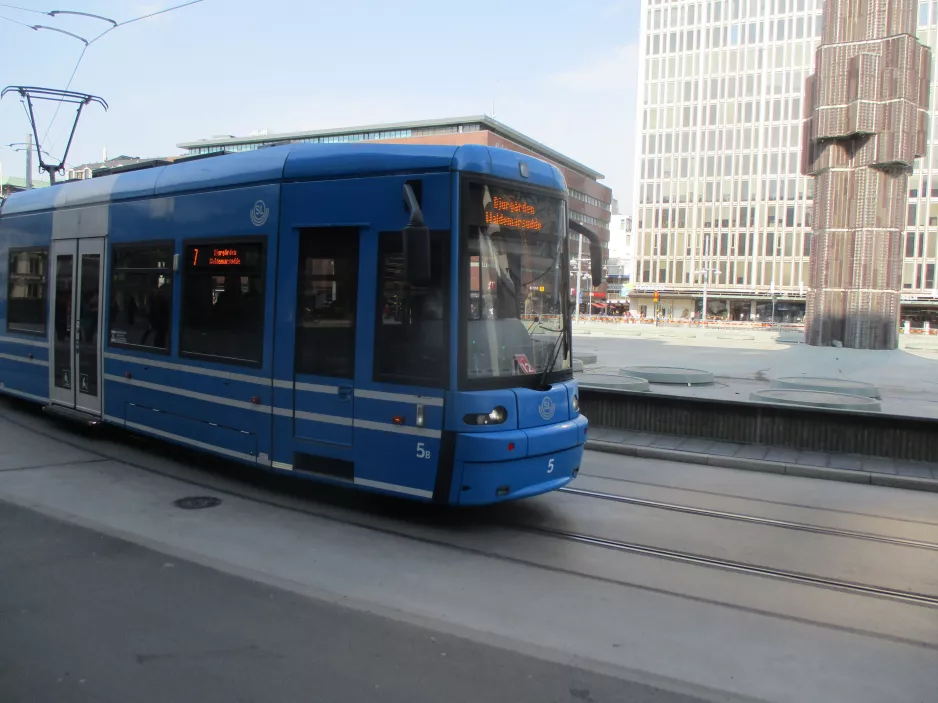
xmin=573 ymin=324 xmax=938 ymax=419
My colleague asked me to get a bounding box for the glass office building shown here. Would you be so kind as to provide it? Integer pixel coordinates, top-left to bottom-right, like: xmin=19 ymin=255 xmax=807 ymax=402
xmin=632 ymin=0 xmax=938 ymax=326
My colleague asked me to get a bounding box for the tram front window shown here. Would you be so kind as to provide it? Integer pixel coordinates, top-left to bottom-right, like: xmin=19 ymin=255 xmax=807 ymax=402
xmin=461 ymin=181 xmax=570 ymax=386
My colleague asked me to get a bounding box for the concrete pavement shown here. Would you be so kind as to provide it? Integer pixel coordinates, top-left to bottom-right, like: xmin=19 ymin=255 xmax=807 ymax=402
xmin=3 ymin=398 xmax=938 ymax=703
xmin=0 ymin=500 xmax=712 ymax=703
xmin=572 ymin=327 xmax=938 ymax=419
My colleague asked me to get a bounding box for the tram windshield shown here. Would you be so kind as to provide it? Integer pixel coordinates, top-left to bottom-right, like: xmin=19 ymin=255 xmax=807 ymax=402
xmin=461 ymin=181 xmax=571 ymax=386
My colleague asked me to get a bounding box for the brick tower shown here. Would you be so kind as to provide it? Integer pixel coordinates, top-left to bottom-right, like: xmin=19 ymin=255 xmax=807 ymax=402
xmin=803 ymin=0 xmax=931 ymax=348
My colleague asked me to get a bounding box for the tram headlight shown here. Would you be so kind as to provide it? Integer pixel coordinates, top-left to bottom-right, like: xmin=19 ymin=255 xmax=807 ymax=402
xmin=464 ymin=406 xmax=508 ymax=426
xmin=572 ymin=394 xmax=579 ymax=414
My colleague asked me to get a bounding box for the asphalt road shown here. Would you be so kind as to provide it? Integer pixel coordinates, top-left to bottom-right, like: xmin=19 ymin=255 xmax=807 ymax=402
xmin=2 ymin=398 xmax=937 ymax=703
xmin=0 ymin=500 xmax=714 ymax=703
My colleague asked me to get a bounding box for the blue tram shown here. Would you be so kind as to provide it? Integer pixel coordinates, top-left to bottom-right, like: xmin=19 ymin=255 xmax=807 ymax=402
xmin=0 ymin=144 xmax=603 ymax=505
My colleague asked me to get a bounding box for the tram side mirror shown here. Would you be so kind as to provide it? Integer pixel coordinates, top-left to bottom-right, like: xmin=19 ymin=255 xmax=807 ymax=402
xmin=589 ymin=242 xmax=603 ymax=287
xmin=404 ymin=224 xmax=431 ymax=285
xmin=568 ymin=218 xmax=605 ymax=288
xmin=403 ymin=183 xmax=431 ymax=284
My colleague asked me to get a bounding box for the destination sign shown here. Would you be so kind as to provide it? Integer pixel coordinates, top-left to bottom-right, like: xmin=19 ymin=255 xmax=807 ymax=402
xmin=486 ymin=193 xmax=543 ymax=230
xmin=466 ymin=184 xmax=560 ymax=233
xmin=186 ymin=242 xmax=263 ymax=270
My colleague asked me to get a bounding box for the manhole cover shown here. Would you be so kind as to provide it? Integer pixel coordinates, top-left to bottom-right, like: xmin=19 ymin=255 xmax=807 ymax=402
xmin=173 ymin=496 xmax=222 ymax=510
xmin=770 ymin=376 xmax=881 ymax=399
xmin=750 ymin=389 xmax=881 ymax=412
xmin=579 ymin=374 xmax=650 ymax=392
xmin=621 ymin=366 xmax=714 ymax=386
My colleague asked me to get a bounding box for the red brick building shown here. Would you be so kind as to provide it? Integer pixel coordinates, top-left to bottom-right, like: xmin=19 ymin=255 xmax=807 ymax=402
xmin=178 ymin=116 xmax=613 ymax=260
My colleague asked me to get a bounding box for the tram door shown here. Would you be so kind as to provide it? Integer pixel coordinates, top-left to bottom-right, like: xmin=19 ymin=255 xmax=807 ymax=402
xmin=49 ymin=238 xmax=105 ymax=415
xmin=292 ymin=228 xmax=360 ymax=451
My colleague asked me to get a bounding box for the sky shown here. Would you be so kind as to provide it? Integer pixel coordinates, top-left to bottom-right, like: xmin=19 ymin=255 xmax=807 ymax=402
xmin=0 ymin=0 xmax=641 ymax=208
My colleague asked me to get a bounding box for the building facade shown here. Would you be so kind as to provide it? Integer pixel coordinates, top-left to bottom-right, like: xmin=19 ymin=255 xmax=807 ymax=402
xmin=1 ymin=175 xmax=48 ymax=199
xmin=803 ymin=0 xmax=931 ymax=348
xmin=66 ymin=155 xmax=146 ymax=181
xmin=177 ymin=116 xmax=613 ymax=262
xmin=633 ymin=0 xmax=824 ymax=322
xmin=633 ymin=0 xmax=938 ymax=327
xmin=889 ymin=4 xmax=938 ymax=330
xmin=606 ymin=211 xmax=635 ymax=306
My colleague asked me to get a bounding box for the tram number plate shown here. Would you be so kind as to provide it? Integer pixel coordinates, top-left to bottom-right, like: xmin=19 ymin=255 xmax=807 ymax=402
xmin=514 ymin=354 xmax=535 ymax=375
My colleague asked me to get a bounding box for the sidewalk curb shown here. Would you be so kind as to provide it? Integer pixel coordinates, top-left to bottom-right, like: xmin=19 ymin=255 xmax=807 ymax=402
xmin=585 ymin=439 xmax=938 ymax=494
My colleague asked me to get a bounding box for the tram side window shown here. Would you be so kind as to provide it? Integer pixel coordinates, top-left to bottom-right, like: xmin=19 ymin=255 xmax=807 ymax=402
xmin=295 ymin=228 xmax=358 ymax=378
xmin=374 ymin=230 xmax=448 ymax=388
xmin=7 ymin=248 xmax=49 ymax=335
xmin=108 ymin=244 xmax=173 ymax=352
xmin=180 ymin=241 xmax=266 ymax=366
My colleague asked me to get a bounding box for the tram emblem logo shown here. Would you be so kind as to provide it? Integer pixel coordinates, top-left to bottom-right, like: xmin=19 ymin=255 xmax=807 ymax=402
xmin=538 ymin=396 xmax=555 ymax=421
xmin=251 ymin=200 xmax=269 ymax=227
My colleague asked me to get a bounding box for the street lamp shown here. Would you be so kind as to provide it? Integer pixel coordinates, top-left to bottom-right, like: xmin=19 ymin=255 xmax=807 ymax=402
xmin=693 ymin=232 xmax=721 ymax=324
xmin=584 ymin=272 xmax=594 ymax=322
xmin=694 ymin=267 xmax=721 ymax=323
xmin=569 ymin=263 xmax=591 ymax=324
xmin=6 ymin=140 xmax=62 ymax=188
xmin=570 ymin=232 xmax=591 ymax=324
xmin=770 ymin=280 xmax=777 ymax=325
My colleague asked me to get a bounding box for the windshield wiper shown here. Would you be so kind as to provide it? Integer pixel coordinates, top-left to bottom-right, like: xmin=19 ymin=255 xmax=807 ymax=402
xmin=527 ymin=319 xmax=561 ymax=334
xmin=538 ymin=325 xmax=567 ymax=388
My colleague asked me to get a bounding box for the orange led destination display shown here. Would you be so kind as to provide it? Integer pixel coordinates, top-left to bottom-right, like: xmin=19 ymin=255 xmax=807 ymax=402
xmin=187 ymin=242 xmax=262 ymax=270
xmin=467 ymin=184 xmax=560 ymax=233
xmin=208 ymin=248 xmax=241 ymax=266
xmin=485 ymin=194 xmax=543 ymax=231
xmin=493 ymin=195 xmax=535 ymax=215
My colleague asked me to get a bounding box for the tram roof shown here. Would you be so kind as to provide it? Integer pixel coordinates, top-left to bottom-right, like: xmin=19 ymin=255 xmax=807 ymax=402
xmin=0 ymin=143 xmax=566 ymax=216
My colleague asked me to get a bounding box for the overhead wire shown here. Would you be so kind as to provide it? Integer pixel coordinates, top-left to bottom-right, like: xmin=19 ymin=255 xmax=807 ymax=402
xmin=20 ymin=97 xmax=33 ymax=130
xmin=0 ymin=13 xmax=35 ymax=28
xmin=0 ymin=3 xmax=50 ymax=15
xmin=113 ymin=0 xmax=204 ymax=28
xmin=40 ymin=43 xmax=87 ymax=146
xmin=38 ymin=0 xmax=206 ymax=149
xmin=39 ymin=43 xmax=88 ymax=149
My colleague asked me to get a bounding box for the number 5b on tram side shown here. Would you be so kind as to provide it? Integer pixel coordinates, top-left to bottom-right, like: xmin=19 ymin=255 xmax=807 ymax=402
xmin=0 ymin=143 xmax=603 ymax=505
